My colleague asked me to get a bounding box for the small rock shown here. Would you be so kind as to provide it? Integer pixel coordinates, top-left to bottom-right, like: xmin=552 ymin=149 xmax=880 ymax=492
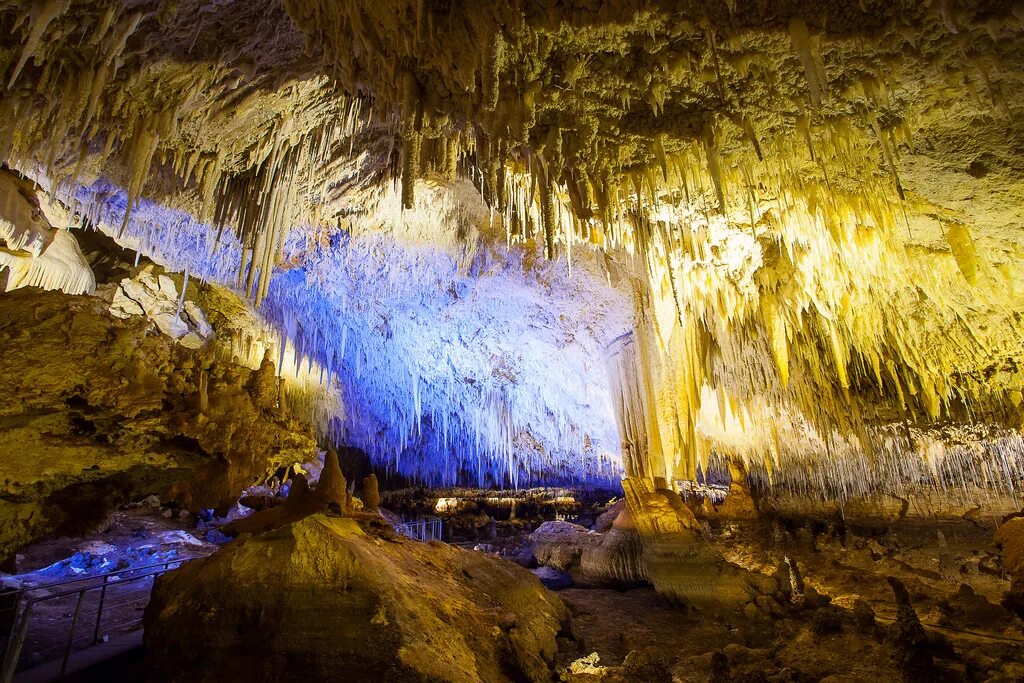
xmin=622 ymin=646 xmax=674 ymax=683
xmin=853 ymin=598 xmax=876 ymax=630
xmin=811 ymin=608 xmax=843 ymax=635
xmin=178 ymin=331 xmax=205 ymax=349
xmin=531 ymin=566 xmax=572 ymax=589
xmin=568 ymin=652 xmax=604 ymax=676
xmin=205 ymin=529 xmax=230 ymax=544
xmin=867 ymin=539 xmax=887 ymax=560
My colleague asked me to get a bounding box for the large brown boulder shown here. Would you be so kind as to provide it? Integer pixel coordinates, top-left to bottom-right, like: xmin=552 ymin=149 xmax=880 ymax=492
xmin=145 ymin=514 xmax=569 ymax=682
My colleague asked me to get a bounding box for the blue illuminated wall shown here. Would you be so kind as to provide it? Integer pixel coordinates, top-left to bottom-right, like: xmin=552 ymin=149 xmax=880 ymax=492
xmin=75 ymin=180 xmax=632 ymax=488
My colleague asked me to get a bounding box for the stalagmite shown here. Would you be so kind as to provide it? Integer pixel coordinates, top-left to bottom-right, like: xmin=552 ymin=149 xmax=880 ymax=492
xmin=317 ymin=446 xmax=348 ymax=511
xmin=197 ymin=369 xmax=209 ymax=415
xmin=361 ymin=473 xmax=380 ymax=512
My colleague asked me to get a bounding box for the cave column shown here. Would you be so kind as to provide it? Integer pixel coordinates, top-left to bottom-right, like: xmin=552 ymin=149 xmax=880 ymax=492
xmin=606 ymin=292 xmax=747 ymax=606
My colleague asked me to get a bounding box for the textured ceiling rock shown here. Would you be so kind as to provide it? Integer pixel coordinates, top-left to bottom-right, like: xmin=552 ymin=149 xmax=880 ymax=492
xmin=1 ymin=0 xmax=1023 ymax=501
xmin=144 ymin=514 xmax=568 ymax=683
xmin=0 ymin=287 xmax=316 ymax=563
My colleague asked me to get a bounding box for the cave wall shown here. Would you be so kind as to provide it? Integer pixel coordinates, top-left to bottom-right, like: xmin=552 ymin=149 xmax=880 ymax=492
xmin=0 ymin=285 xmax=317 ymax=563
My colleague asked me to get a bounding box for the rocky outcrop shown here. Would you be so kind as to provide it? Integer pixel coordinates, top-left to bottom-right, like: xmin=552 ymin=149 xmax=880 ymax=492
xmin=107 ymin=265 xmax=214 ymax=349
xmin=0 ymin=288 xmax=316 ymax=563
xmin=0 ymin=167 xmax=95 ymax=296
xmin=995 ymin=515 xmax=1024 ymax=626
xmin=223 ymin=445 xmax=353 ymax=536
xmin=145 ymin=514 xmax=569 ymax=683
xmin=531 ymin=510 xmax=648 ymax=588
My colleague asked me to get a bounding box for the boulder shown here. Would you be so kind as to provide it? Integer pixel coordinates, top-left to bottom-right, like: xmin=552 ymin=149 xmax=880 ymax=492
xmin=145 ymin=514 xmax=568 ymax=683
xmin=530 ymin=510 xmax=648 ymax=587
xmin=108 ymin=267 xmax=214 ymax=348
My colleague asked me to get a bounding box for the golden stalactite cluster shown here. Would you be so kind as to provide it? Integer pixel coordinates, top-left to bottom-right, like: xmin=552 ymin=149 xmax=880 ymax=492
xmin=281 ymin=0 xmax=1019 ymax=262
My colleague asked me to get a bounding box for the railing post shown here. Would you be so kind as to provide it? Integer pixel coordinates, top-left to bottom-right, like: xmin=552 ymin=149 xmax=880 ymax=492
xmin=59 ymin=591 xmax=86 ymax=680
xmin=0 ymin=592 xmax=22 ymax=671
xmin=1 ymin=601 xmax=32 ymax=683
xmin=92 ymin=575 xmax=109 ymax=646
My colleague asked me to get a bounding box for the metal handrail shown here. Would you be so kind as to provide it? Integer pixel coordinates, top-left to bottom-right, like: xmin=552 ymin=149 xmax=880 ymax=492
xmin=394 ymin=516 xmax=443 ymax=542
xmin=0 ymin=559 xmax=188 ymax=683
xmin=0 ymin=560 xmax=190 ymax=600
xmin=0 ymin=559 xmax=190 ymax=659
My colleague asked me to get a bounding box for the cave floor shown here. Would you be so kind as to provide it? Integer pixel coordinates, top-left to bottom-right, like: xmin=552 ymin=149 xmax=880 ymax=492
xmin=555 ymin=517 xmax=1024 ymax=681
xmin=4 ymin=508 xmax=1024 ymax=682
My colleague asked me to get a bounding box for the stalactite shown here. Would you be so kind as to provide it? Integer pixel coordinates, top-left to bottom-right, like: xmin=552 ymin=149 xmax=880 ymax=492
xmin=789 ymin=18 xmax=827 ymax=107
xmin=2 ymin=0 xmax=1022 ymax=498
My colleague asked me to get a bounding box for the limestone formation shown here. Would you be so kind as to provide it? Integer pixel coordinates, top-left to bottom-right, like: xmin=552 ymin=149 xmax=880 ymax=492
xmin=995 ymin=516 xmax=1024 ymax=625
xmin=0 ymin=167 xmax=94 ymax=295
xmin=886 ymin=576 xmax=936 ymax=680
xmin=145 ymin=514 xmax=568 ymax=683
xmin=1 ymin=2 xmax=1024 ymax=508
xmin=223 ymin=445 xmax=355 ymax=536
xmin=362 ymin=472 xmax=381 ymax=512
xmin=247 ymin=348 xmax=280 ymax=411
xmin=108 ymin=266 xmax=214 ymax=349
xmin=531 ymin=508 xmax=648 ymax=587
xmin=0 ymin=287 xmax=316 ymax=563
xmin=315 ymin=445 xmax=348 ymax=510
xmin=620 ymin=476 xmax=752 ymax=606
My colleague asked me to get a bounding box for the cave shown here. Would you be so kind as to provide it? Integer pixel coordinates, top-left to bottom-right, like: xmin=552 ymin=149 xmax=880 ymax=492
xmin=1 ymin=1 xmax=1024 ymax=681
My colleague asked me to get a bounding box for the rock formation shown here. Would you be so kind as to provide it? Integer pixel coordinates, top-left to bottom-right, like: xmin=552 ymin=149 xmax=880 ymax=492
xmin=0 ymin=287 xmax=316 ymax=563
xmin=996 ymin=515 xmax=1024 ymax=625
xmin=1 ymin=0 xmax=1022 ymax=505
xmin=887 ymin=577 xmax=937 ymax=680
xmin=531 ymin=511 xmax=648 ymax=588
xmin=145 ymin=514 xmax=568 ymax=683
xmin=362 ymin=472 xmax=381 ymax=512
xmin=223 ymin=444 xmax=358 ymax=536
xmin=0 ymin=167 xmax=94 ymax=295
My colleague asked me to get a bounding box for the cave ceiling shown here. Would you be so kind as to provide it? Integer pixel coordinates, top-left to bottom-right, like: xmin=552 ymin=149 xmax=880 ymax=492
xmin=1 ymin=0 xmax=1024 ymax=492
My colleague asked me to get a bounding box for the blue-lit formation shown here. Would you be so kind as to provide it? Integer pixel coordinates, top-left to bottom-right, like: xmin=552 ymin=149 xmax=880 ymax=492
xmin=75 ymin=180 xmax=631 ymax=488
